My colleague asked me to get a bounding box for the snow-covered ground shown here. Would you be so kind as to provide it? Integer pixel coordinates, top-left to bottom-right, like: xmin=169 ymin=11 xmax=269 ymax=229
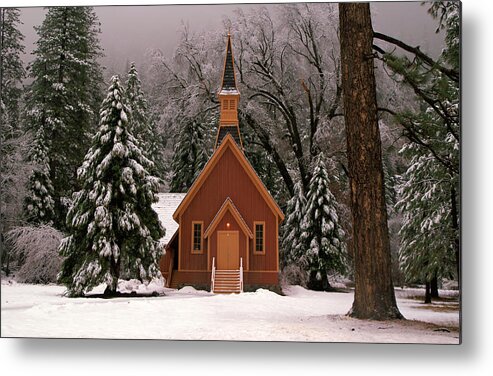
xmin=1 ymin=280 xmax=459 ymax=343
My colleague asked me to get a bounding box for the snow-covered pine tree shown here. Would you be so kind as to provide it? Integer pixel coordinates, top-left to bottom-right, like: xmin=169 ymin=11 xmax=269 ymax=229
xmin=397 ymin=146 xmax=457 ymax=295
xmin=281 ymin=181 xmax=306 ymax=268
xmin=58 ymin=76 xmax=164 ymax=297
xmin=301 ymin=153 xmax=346 ymax=291
xmin=389 ymin=2 xmax=460 ymax=296
xmin=1 ymin=8 xmax=27 ymax=267
xmin=0 ymin=8 xmax=25 ymax=134
xmin=170 ymin=119 xmax=208 ymax=192
xmin=125 ymin=62 xmax=163 ymax=176
xmin=25 ymin=7 xmax=104 ymax=228
xmin=23 ymin=126 xmax=55 ymax=225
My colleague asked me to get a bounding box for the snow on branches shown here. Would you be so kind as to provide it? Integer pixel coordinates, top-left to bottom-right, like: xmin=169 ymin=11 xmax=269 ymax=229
xmin=6 ymin=225 xmax=63 ymax=284
xmin=58 ymin=76 xmax=164 ymax=297
xmin=23 ymin=126 xmax=55 ymax=225
xmin=282 ymin=154 xmax=347 ymax=290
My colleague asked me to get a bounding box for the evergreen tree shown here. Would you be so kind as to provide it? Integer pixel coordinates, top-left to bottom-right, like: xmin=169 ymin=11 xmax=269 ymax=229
xmin=280 ymin=181 xmax=306 ymax=269
xmin=0 ymin=8 xmax=25 ymax=134
xmin=1 ymin=8 xmax=26 ymax=265
xmin=386 ymin=2 xmax=460 ymax=293
xmin=25 ymin=7 xmax=104 ymax=228
xmin=397 ymin=148 xmax=457 ymax=292
xmin=125 ymin=62 xmax=162 ymax=175
xmin=300 ymin=153 xmax=346 ymax=291
xmin=340 ymin=2 xmax=403 ymax=320
xmin=170 ymin=118 xmax=208 ymax=192
xmin=242 ymin=119 xmax=287 ymax=204
xmin=24 ymin=126 xmax=55 ymax=224
xmin=202 ymin=109 xmax=218 ymax=155
xmin=58 ymin=76 xmax=164 ymax=297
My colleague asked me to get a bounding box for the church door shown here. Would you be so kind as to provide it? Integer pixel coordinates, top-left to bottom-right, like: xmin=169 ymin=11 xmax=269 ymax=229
xmin=217 ymin=231 xmax=239 ymax=270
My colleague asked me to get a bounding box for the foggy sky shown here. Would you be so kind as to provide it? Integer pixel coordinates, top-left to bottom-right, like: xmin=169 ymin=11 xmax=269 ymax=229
xmin=17 ymin=2 xmax=444 ymax=76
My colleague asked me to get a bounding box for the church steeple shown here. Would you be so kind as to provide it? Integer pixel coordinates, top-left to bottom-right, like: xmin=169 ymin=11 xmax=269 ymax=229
xmin=215 ymin=33 xmax=242 ymax=150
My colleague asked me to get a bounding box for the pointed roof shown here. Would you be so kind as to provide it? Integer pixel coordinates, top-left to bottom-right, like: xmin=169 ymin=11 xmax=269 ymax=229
xmin=204 ymin=197 xmax=253 ymax=239
xmin=173 ymin=133 xmax=284 ymax=222
xmin=220 ymin=33 xmax=239 ymax=93
xmin=215 ymin=125 xmax=242 ymax=149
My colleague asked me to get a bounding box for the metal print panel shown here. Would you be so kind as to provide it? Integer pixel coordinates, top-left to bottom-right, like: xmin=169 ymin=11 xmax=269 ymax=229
xmin=0 ymin=1 xmax=460 ymax=343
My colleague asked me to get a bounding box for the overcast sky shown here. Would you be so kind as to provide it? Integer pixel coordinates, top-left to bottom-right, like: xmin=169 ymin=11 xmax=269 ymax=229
xmin=17 ymin=2 xmax=444 ymax=75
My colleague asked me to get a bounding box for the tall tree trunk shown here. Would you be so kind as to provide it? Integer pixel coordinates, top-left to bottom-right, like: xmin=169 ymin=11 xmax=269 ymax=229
xmin=104 ymin=257 xmax=121 ymax=296
xmin=339 ymin=3 xmax=402 ymax=320
xmin=307 ymin=270 xmax=331 ymax=292
xmin=431 ymin=275 xmax=439 ymax=298
xmin=424 ymin=281 xmax=432 ymax=304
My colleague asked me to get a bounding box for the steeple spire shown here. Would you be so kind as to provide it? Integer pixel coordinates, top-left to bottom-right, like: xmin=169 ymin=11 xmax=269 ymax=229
xmin=221 ymin=33 xmax=238 ymax=92
xmin=215 ymin=33 xmax=242 ymax=150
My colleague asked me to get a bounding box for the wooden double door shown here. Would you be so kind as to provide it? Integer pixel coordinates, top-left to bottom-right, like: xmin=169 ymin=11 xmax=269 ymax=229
xmin=217 ymin=231 xmax=239 ymax=270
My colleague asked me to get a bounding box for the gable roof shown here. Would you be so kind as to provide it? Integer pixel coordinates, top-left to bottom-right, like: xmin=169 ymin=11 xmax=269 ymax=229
xmin=204 ymin=197 xmax=253 ymax=239
xmin=152 ymin=193 xmax=186 ymax=245
xmin=173 ymin=133 xmax=284 ymax=222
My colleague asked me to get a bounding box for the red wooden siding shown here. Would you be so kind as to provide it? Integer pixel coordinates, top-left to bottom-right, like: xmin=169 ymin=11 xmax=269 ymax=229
xmin=179 ymin=146 xmax=278 ymax=272
xmin=244 ymin=271 xmax=279 ymax=286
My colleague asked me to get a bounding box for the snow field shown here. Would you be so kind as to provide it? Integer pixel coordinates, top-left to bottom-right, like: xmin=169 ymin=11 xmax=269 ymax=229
xmin=1 ymin=282 xmax=459 ymax=343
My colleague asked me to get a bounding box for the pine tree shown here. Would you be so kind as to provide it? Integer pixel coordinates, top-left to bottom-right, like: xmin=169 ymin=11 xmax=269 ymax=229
xmin=389 ymin=2 xmax=460 ymax=294
xmin=25 ymin=7 xmax=104 ymax=228
xmin=23 ymin=126 xmax=55 ymax=224
xmin=397 ymin=148 xmax=457 ymax=293
xmin=281 ymin=181 xmax=306 ymax=269
xmin=300 ymin=153 xmax=346 ymax=291
xmin=1 ymin=8 xmax=26 ymax=262
xmin=170 ymin=119 xmax=208 ymax=192
xmin=242 ymin=120 xmax=287 ymax=204
xmin=58 ymin=76 xmax=164 ymax=297
xmin=0 ymin=8 xmax=25 ymax=134
xmin=340 ymin=2 xmax=402 ymax=319
xmin=125 ymin=62 xmax=161 ymax=171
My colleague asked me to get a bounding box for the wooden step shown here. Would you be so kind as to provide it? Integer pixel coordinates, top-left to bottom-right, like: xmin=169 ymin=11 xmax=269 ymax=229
xmin=214 ymin=277 xmax=240 ymax=282
xmin=213 ymin=269 xmax=242 ymax=294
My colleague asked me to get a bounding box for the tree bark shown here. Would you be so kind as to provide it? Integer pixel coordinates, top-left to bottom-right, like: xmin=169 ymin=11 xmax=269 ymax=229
xmin=307 ymin=270 xmax=331 ymax=292
xmin=424 ymin=281 xmax=432 ymax=304
xmin=104 ymin=257 xmax=121 ymax=296
xmin=339 ymin=3 xmax=402 ymax=320
xmin=431 ymin=275 xmax=439 ymax=298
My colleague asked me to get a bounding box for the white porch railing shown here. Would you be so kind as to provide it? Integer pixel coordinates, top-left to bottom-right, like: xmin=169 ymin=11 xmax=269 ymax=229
xmin=239 ymin=257 xmax=244 ymax=293
xmin=211 ymin=257 xmax=216 ymax=293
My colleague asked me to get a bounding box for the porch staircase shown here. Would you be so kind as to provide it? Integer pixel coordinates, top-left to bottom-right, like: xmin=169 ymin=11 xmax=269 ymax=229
xmin=211 ymin=257 xmax=243 ymax=294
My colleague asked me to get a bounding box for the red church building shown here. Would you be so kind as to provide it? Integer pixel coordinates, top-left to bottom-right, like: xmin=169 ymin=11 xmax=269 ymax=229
xmin=159 ymin=34 xmax=284 ymax=293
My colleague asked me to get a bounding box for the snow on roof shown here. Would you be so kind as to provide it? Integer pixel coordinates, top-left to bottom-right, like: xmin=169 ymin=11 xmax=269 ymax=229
xmin=152 ymin=193 xmax=186 ymax=245
xmin=218 ymin=88 xmax=239 ymax=95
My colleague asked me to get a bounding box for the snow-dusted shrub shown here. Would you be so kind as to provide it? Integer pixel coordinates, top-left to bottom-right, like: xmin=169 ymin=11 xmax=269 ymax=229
xmin=6 ymin=225 xmax=63 ymax=284
xmin=280 ymin=264 xmax=308 ymax=287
